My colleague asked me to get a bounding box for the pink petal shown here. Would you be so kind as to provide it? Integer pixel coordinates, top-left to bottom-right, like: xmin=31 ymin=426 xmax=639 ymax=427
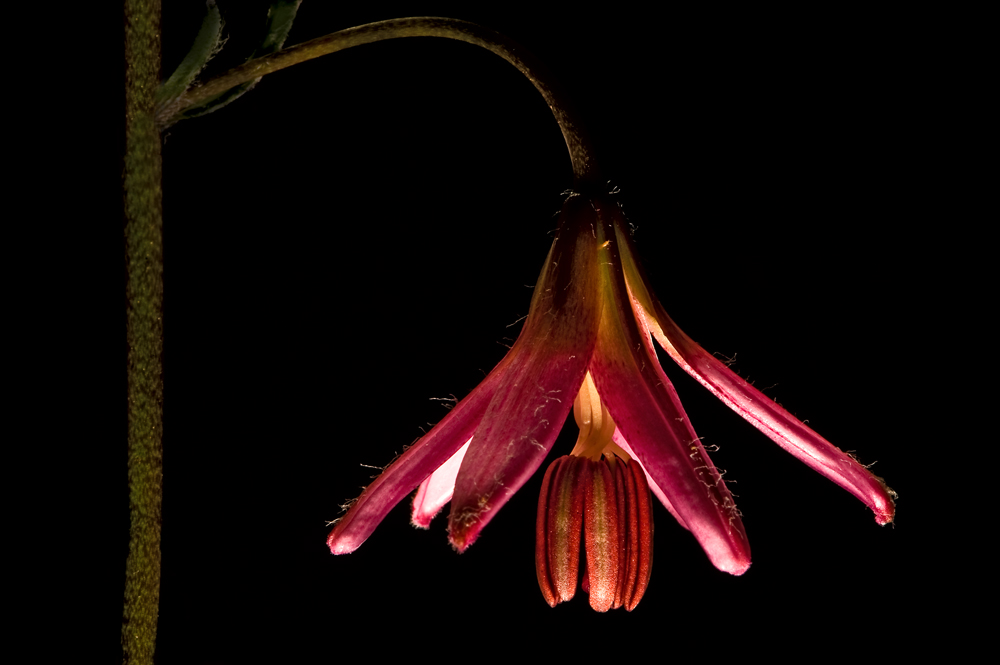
xmin=327 ymin=354 xmax=513 ymax=555
xmin=588 ymin=197 xmax=751 ymax=575
xmin=612 ymin=430 xmax=689 ymax=532
xmin=411 ymin=438 xmax=472 ymax=528
xmin=614 ymin=220 xmax=896 ymax=525
xmin=448 ymin=195 xmax=603 ymax=552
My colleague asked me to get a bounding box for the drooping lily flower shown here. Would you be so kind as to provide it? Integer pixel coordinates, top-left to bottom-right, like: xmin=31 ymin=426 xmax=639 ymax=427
xmin=328 ymin=191 xmax=895 ymax=610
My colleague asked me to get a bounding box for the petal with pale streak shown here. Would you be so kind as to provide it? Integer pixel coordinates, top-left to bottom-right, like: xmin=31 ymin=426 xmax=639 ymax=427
xmin=327 ymin=355 xmax=511 ymax=555
xmin=614 ymin=219 xmax=896 ymax=525
xmin=589 ymin=198 xmax=751 ymax=575
xmin=411 ymin=438 xmax=472 ymax=528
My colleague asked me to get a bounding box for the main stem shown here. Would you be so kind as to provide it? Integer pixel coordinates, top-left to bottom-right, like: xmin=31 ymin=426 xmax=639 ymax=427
xmin=122 ymin=13 xmax=599 ymax=662
xmin=123 ymin=1 xmax=163 ymax=663
xmin=161 ymin=16 xmax=600 ymax=186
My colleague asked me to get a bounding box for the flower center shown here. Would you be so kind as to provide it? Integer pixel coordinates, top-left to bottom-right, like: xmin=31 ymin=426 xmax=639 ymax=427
xmin=535 ymin=373 xmax=654 ymax=612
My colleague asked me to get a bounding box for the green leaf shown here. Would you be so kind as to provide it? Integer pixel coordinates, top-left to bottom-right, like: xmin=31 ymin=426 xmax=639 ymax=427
xmin=155 ymin=1 xmax=223 ymax=118
xmin=163 ymin=1 xmax=303 ymax=127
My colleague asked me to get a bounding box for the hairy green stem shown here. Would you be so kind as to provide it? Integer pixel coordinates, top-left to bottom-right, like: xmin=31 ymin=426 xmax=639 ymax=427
xmin=123 ymin=0 xmax=163 ymax=663
xmin=160 ymin=16 xmax=599 ymax=185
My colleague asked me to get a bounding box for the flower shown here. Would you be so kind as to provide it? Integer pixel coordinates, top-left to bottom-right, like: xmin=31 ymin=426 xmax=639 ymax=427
xmin=327 ymin=191 xmax=895 ymax=604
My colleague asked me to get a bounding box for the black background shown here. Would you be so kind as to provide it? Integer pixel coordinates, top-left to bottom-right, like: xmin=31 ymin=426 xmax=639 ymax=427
xmin=89 ymin=1 xmax=946 ymax=661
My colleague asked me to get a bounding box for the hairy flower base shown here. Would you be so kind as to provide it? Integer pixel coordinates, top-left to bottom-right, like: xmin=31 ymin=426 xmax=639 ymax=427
xmin=536 ymin=454 xmax=653 ymax=612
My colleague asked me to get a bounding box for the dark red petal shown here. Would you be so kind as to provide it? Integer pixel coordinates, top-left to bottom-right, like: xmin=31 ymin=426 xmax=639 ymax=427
xmin=615 ymin=215 xmax=895 ymax=525
xmin=327 ymin=352 xmax=509 ymax=555
xmin=588 ymin=196 xmax=751 ymax=575
xmin=449 ymin=195 xmax=602 ymax=552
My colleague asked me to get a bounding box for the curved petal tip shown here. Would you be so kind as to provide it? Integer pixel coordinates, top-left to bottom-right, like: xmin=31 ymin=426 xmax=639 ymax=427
xmin=872 ymin=478 xmax=897 ymax=526
xmin=447 ymin=512 xmax=484 ymax=553
xmin=327 ymin=527 xmax=361 ymax=555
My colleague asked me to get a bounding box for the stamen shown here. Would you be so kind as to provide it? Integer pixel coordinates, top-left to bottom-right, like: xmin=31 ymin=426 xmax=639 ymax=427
xmin=584 ymin=457 xmax=619 ymax=611
xmin=536 ymin=373 xmax=653 ymax=611
xmin=536 ymin=452 xmax=654 ymax=611
xmin=622 ymin=457 xmax=653 ymax=611
xmin=535 ymin=455 xmax=586 ymax=607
